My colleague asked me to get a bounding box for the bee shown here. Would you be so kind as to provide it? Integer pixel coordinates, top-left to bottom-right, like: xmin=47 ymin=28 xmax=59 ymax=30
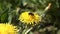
xmin=28 ymin=12 xmax=34 ymax=16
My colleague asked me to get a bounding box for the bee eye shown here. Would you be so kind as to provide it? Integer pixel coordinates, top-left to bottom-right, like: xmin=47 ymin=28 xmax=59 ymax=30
xmin=29 ymin=12 xmax=34 ymax=16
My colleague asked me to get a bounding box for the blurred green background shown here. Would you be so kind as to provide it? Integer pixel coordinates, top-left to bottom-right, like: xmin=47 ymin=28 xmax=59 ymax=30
xmin=0 ymin=0 xmax=60 ymax=34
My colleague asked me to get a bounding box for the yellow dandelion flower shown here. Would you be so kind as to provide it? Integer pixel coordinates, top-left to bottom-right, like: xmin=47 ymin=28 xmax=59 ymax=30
xmin=0 ymin=23 xmax=17 ymax=34
xmin=19 ymin=11 xmax=41 ymax=25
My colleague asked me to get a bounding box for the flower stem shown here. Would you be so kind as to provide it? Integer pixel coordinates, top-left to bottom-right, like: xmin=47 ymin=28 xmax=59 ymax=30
xmin=25 ymin=27 xmax=33 ymax=34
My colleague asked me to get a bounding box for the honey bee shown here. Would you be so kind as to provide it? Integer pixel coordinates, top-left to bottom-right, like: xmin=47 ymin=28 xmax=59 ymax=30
xmin=28 ymin=12 xmax=34 ymax=16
